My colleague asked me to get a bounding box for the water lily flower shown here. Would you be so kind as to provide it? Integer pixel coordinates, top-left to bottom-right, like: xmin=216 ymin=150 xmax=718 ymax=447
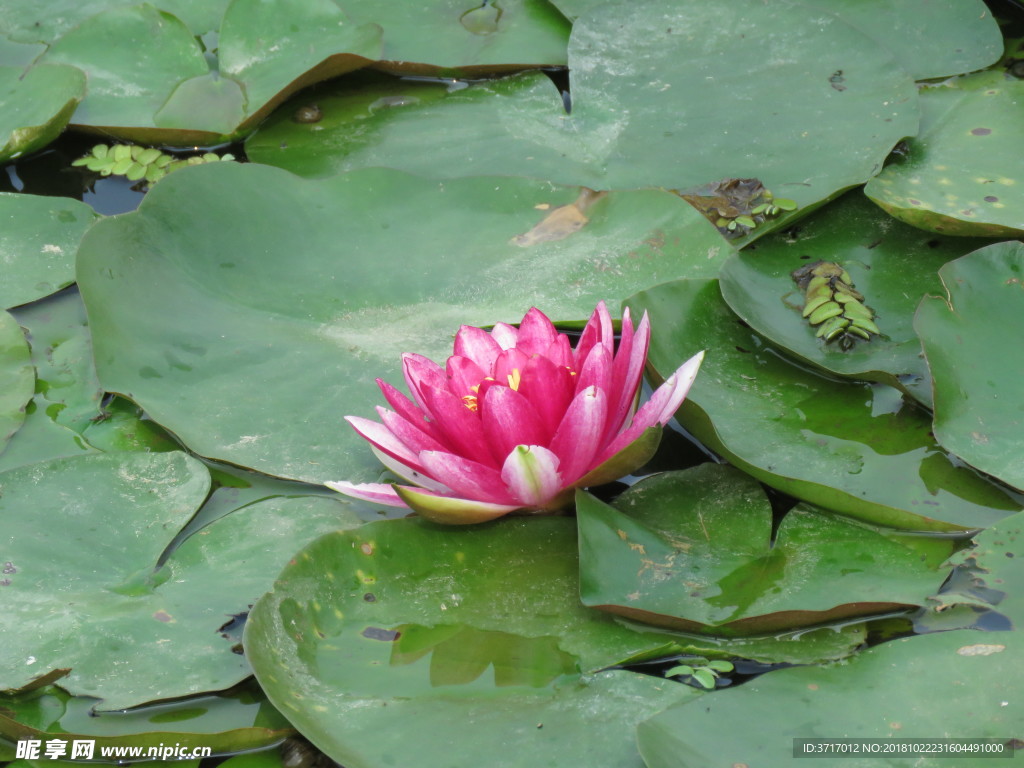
xmin=326 ymin=302 xmax=703 ymax=524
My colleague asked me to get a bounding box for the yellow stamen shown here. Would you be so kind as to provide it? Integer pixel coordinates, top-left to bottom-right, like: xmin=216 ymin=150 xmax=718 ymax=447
xmin=462 ymin=394 xmax=478 ymax=412
xmin=507 ymin=368 xmax=521 ymax=390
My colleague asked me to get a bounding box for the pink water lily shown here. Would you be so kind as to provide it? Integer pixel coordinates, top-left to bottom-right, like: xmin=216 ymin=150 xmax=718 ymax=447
xmin=326 ymin=302 xmax=703 ymax=524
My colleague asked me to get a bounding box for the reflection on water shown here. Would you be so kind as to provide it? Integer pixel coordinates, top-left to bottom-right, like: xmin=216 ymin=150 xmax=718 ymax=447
xmin=389 ymin=624 xmax=578 ymax=688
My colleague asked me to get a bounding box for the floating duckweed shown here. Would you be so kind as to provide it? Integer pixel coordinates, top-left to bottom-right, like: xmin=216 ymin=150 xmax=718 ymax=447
xmin=72 ymin=143 xmax=235 ymax=186
xmin=791 ymin=260 xmax=880 ymax=350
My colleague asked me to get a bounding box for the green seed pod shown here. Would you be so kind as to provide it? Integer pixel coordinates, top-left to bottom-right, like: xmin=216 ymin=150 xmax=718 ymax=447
xmin=808 ymin=301 xmax=843 ymax=325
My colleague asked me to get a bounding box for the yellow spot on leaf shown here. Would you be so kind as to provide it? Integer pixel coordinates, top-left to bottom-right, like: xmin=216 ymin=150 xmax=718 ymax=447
xmin=511 ymin=188 xmax=606 ymax=247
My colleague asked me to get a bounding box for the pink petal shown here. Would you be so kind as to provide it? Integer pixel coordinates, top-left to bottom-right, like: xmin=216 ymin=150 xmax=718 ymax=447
xmin=480 ymin=386 xmax=549 ymax=464
xmin=346 ymin=415 xmax=423 ymax=470
xmin=402 ymin=353 xmax=448 ymax=414
xmin=378 ymin=407 xmax=447 ymax=456
xmin=490 ymin=322 xmax=518 ymax=350
xmin=500 ymin=445 xmax=563 ymax=506
xmin=548 ymin=385 xmax=608 ymax=485
xmin=492 ymin=348 xmax=530 ymax=388
xmin=598 ymin=350 xmax=704 ymax=461
xmin=574 ymin=301 xmax=614 ymax=370
xmin=418 ymin=451 xmax=518 ymax=505
xmin=446 ymin=355 xmax=487 ymax=400
xmin=515 ymin=307 xmax=559 ymax=357
xmin=324 ymin=481 xmax=408 ymax=508
xmin=575 ymin=342 xmax=613 ymax=399
xmin=394 ymin=486 xmax=519 ymax=525
xmin=376 ymin=379 xmax=439 ymax=441
xmin=544 ymin=334 xmax=574 ymax=370
xmin=516 ymin=354 xmax=575 ymax=436
xmin=453 ymin=325 xmax=502 ymax=371
xmin=604 ymin=310 xmax=651 ymax=442
xmin=368 ymin=446 xmax=451 ymax=493
xmin=418 ymin=383 xmax=497 ymax=466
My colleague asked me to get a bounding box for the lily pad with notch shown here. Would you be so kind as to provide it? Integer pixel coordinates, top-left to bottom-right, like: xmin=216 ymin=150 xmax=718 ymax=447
xmin=577 ymin=465 xmax=947 ymax=635
xmin=625 ymin=279 xmax=1023 ymax=531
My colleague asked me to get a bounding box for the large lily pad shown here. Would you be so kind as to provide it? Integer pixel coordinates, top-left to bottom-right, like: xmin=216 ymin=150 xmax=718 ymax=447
xmin=800 ymin=0 xmax=1002 ymax=81
xmin=0 ymin=451 xmax=360 ymax=709
xmin=718 ymin=192 xmax=997 ymax=407
xmin=37 ymin=5 xmax=212 ymax=141
xmin=218 ymin=0 xmax=381 ymax=133
xmin=0 ymin=308 xmax=33 ymax=453
xmin=625 ymin=279 xmax=1022 ymax=531
xmin=915 ymin=242 xmax=1024 ymax=492
xmin=0 ymin=193 xmax=97 ymax=310
xmin=0 ymin=64 xmax=85 ymax=163
xmin=245 ymin=515 xmax=705 ymax=767
xmin=638 ymin=629 xmax=1021 ymax=767
xmin=247 ymin=0 xmax=917 ymax=212
xmin=76 ymin=161 xmax=728 ymax=484
xmin=0 ymin=683 xmax=293 ymax=758
xmin=352 ymin=0 xmax=570 ymax=75
xmin=866 ymin=70 xmax=1024 ymax=237
xmin=577 ymin=466 xmax=945 ymax=635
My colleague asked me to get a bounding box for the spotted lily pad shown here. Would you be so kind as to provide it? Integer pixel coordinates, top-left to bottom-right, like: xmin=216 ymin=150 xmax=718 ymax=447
xmin=866 ymin=70 xmax=1024 ymax=237
xmin=0 ymin=64 xmax=85 ymax=163
xmin=638 ymin=628 xmax=1021 ymax=767
xmin=0 ymin=193 xmax=98 ymax=310
xmin=577 ymin=465 xmax=945 ymax=635
xmin=76 ymin=161 xmax=728 ymax=484
xmin=0 ymin=451 xmax=360 ymax=709
xmin=625 ymin=279 xmax=1022 ymax=531
xmin=915 ymin=242 xmax=1024 ymax=492
xmin=718 ymin=192 xmax=997 ymax=408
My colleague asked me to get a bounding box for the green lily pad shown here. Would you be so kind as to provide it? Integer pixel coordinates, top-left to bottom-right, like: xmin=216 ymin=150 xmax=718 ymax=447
xmin=245 ymin=515 xmax=704 ymax=766
xmin=37 ymin=5 xmax=213 ymax=142
xmin=0 ymin=451 xmax=360 ymax=709
xmin=76 ymin=161 xmax=728 ymax=484
xmin=0 ymin=308 xmax=33 ymax=453
xmin=247 ymin=0 xmax=917 ymax=212
xmin=577 ymin=466 xmax=944 ymax=635
xmin=866 ymin=70 xmax=1024 ymax=237
xmin=0 ymin=289 xmax=178 ymax=473
xmin=351 ymin=0 xmax=570 ymax=75
xmin=719 ymin=192 xmax=997 ymax=408
xmin=940 ymin=509 xmax=1024 ymax=623
xmin=0 ymin=64 xmax=85 ymax=163
xmin=625 ymin=279 xmax=1022 ymax=531
xmin=915 ymin=242 xmax=1024 ymax=492
xmin=800 ymin=0 xmax=1001 ymax=80
xmin=0 ymin=193 xmax=98 ymax=310
xmin=0 ymin=36 xmax=43 ymax=67
xmin=218 ymin=0 xmax=381 ymax=133
xmin=0 ymin=682 xmax=294 ymax=758
xmin=637 ymin=629 xmax=1021 ymax=766
xmin=0 ymin=0 xmax=229 ymax=43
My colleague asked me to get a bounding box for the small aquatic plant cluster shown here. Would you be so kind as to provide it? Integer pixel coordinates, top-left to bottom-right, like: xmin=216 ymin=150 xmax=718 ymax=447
xmin=72 ymin=144 xmax=235 ymax=185
xmin=665 ymin=658 xmax=735 ymax=690
xmin=328 ymin=302 xmax=703 ymax=524
xmin=791 ymin=260 xmax=880 ymax=349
